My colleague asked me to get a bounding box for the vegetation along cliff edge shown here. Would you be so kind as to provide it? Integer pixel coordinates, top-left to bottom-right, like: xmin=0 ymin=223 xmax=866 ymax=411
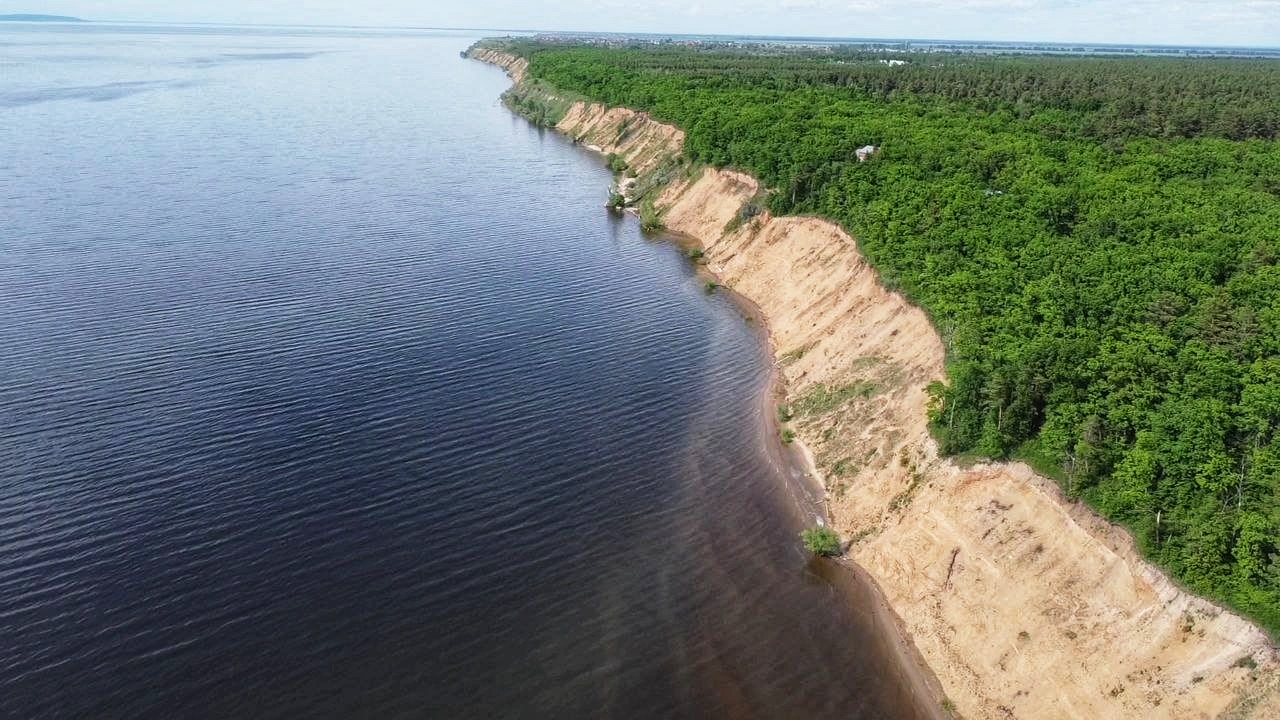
xmin=468 ymin=40 xmax=1280 ymax=720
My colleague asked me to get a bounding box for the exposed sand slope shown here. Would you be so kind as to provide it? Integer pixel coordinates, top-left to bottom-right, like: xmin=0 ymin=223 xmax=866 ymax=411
xmin=469 ymin=47 xmax=528 ymax=83
xmin=557 ymin=103 xmax=684 ymax=176
xmin=473 ymin=48 xmax=1280 ymax=720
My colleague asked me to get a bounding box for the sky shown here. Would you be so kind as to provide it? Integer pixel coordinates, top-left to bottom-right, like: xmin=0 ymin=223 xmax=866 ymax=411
xmin=11 ymin=1 xmax=1280 ymax=47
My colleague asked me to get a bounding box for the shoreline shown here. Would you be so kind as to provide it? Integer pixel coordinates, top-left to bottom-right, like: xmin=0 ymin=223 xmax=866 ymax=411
xmin=468 ymin=44 xmax=1280 ymax=720
xmin=479 ymin=52 xmax=955 ymax=720
xmin=698 ymin=241 xmax=951 ymax=720
xmin=618 ymin=173 xmax=955 ymax=720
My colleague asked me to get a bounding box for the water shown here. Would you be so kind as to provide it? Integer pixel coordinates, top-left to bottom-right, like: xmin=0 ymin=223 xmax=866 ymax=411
xmin=1 ymin=24 xmax=936 ymax=719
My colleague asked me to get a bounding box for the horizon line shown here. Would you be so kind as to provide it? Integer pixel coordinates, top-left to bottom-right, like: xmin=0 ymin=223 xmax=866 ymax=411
xmin=8 ymin=17 xmax=1280 ymax=52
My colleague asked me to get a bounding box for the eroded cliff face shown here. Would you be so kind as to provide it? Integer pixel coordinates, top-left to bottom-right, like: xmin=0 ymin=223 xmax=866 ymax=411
xmin=473 ymin=48 xmax=1280 ymax=720
xmin=469 ymin=47 xmax=528 ymax=83
xmin=558 ymin=103 xmax=684 ymax=177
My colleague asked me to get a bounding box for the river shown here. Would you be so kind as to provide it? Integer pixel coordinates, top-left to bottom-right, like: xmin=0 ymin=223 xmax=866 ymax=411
xmin=0 ymin=23 xmax=936 ymax=719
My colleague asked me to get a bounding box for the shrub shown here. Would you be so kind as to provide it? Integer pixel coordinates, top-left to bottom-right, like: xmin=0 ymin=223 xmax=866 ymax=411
xmin=724 ymin=199 xmax=766 ymax=234
xmin=1233 ymin=655 xmax=1258 ymax=670
xmin=639 ymin=200 xmax=663 ymax=232
xmin=801 ymin=526 xmax=842 ymax=557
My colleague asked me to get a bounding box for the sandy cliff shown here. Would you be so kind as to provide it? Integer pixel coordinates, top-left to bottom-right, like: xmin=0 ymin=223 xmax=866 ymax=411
xmin=469 ymin=47 xmax=528 ymax=83
xmin=473 ymin=47 xmax=1280 ymax=720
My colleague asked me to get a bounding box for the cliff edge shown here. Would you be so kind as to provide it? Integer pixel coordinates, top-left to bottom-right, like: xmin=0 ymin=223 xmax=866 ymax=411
xmin=472 ymin=46 xmax=1280 ymax=720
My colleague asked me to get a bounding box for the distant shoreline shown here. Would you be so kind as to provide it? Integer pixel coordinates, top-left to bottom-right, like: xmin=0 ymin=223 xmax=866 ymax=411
xmin=0 ymin=14 xmax=87 ymax=23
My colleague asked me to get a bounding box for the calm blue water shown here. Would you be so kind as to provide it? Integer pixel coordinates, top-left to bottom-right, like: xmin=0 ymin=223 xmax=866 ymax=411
xmin=1 ymin=23 xmax=935 ymax=719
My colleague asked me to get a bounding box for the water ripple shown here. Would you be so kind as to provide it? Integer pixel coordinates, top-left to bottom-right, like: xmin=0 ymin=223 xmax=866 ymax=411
xmin=0 ymin=25 xmax=936 ymax=720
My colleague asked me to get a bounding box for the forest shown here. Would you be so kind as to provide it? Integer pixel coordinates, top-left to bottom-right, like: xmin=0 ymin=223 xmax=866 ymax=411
xmin=490 ymin=39 xmax=1280 ymax=635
